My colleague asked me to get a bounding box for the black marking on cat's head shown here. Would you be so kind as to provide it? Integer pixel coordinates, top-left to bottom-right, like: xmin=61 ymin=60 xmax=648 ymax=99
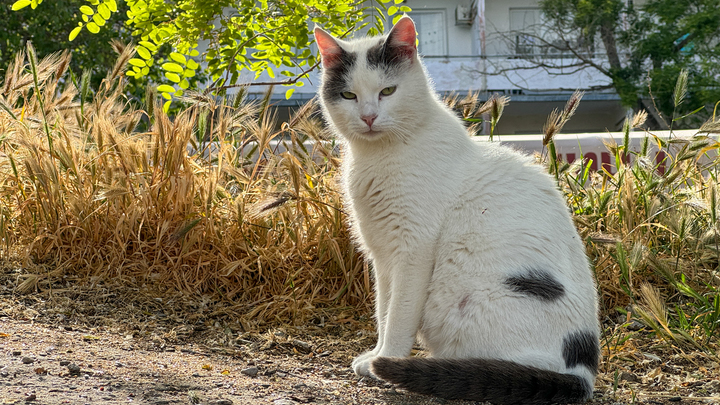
xmin=320 ymin=49 xmax=357 ymax=103
xmin=367 ymin=16 xmax=417 ymax=72
xmin=563 ymin=331 xmax=600 ymax=374
xmin=504 ymin=269 xmax=565 ymax=302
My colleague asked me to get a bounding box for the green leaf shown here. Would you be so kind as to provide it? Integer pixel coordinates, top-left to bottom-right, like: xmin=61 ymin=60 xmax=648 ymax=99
xmin=186 ymin=59 xmax=199 ymax=69
xmin=138 ymin=41 xmax=157 ymax=52
xmin=99 ymin=3 xmax=111 ymax=18
xmin=165 ymin=72 xmax=181 ymax=83
xmin=169 ymin=52 xmax=186 ymax=64
xmin=92 ymin=14 xmax=106 ymax=26
xmin=163 ymin=100 xmax=171 ymax=113
xmin=179 ymin=79 xmax=189 ymax=89
xmin=105 ymin=0 xmax=117 ymax=12
xmin=86 ymin=22 xmax=100 ymax=33
xmin=189 ymin=49 xmax=200 ymax=57
xmin=162 ymin=62 xmax=184 ymax=73
xmin=161 ymin=92 xmax=172 ymax=100
xmin=285 ymin=88 xmax=295 ymax=99
xmin=11 ymin=0 xmax=32 ymax=11
xmin=392 ymin=14 xmax=402 ymax=24
xmin=136 ymin=45 xmax=152 ymax=60
xmin=157 ymin=84 xmax=175 ymax=93
xmin=80 ymin=5 xmax=94 ymax=15
xmin=388 ymin=6 xmax=398 ymax=15
xmin=68 ymin=26 xmax=83 ymax=41
xmin=128 ymin=58 xmax=146 ymax=67
xmin=400 ymin=6 xmax=411 ymax=12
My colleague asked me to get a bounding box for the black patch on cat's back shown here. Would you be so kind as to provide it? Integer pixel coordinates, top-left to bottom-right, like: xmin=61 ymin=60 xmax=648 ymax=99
xmin=504 ymin=269 xmax=565 ymax=302
xmin=321 ymin=50 xmax=357 ymax=103
xmin=563 ymin=331 xmax=600 ymax=373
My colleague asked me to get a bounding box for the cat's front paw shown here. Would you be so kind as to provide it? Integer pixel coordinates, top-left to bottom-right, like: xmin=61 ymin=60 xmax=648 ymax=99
xmin=351 ymin=356 xmax=377 ymax=377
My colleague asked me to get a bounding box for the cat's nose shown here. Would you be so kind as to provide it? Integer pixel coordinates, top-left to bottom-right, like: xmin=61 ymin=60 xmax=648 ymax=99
xmin=361 ymin=114 xmax=377 ymax=127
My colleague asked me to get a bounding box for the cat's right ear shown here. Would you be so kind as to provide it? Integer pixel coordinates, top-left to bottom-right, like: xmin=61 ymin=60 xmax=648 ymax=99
xmin=314 ymin=28 xmax=343 ymax=69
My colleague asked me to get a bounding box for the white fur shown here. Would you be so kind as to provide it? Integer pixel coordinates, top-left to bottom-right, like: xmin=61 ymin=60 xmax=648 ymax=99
xmin=318 ymin=24 xmax=599 ymax=390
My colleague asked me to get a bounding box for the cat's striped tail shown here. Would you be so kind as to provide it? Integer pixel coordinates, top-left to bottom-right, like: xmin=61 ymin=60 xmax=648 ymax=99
xmin=371 ymin=357 xmax=593 ymax=405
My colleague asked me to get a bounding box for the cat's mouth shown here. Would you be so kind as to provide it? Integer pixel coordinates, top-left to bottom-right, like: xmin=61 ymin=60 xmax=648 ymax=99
xmin=360 ymin=129 xmax=383 ymax=138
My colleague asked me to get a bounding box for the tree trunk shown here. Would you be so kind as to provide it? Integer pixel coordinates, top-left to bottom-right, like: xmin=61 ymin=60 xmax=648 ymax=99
xmin=600 ymin=22 xmax=622 ymax=70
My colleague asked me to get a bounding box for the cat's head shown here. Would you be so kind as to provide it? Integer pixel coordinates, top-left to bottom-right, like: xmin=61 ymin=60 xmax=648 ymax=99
xmin=315 ymin=16 xmax=431 ymax=143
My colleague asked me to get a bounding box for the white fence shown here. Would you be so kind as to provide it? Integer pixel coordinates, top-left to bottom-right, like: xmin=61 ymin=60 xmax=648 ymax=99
xmin=477 ymin=129 xmax=712 ymax=175
xmin=189 ymin=129 xmax=715 ymax=175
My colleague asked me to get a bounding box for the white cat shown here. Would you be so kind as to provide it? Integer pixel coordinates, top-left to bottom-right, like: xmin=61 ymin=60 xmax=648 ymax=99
xmin=314 ymin=16 xmax=600 ymax=404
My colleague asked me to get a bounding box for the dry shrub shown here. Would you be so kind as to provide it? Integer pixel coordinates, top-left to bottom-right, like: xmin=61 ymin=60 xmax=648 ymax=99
xmin=0 ymin=47 xmax=367 ymax=327
xmin=557 ymin=110 xmax=720 ymax=347
xmin=2 ymin=48 xmax=719 ymax=346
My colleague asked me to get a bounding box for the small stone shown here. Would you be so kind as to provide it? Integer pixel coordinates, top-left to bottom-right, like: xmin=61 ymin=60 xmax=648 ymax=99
xmin=67 ymin=363 xmax=81 ymax=374
xmin=291 ymin=340 xmax=311 ymax=353
xmin=626 ymin=320 xmax=645 ymax=331
xmin=21 ymin=357 xmax=35 ymax=364
xmin=241 ymin=367 xmax=258 ymax=377
xmin=272 ymin=400 xmax=296 ymax=405
xmin=12 ymin=350 xmax=22 ymax=356
xmin=59 ymin=361 xmax=70 ymax=366
xmin=209 ymin=400 xmax=233 ymax=405
xmin=618 ymin=371 xmax=639 ymax=382
xmin=668 ymin=397 xmax=681 ymax=402
xmin=24 ymin=393 xmax=36 ymax=402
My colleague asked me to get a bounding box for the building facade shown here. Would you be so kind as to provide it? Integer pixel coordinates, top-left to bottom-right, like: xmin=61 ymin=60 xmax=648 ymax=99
xmin=233 ymin=0 xmax=630 ymax=134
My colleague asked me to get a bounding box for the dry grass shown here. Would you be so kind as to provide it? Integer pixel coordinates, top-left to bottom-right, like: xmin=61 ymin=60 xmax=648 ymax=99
xmin=0 ymin=46 xmax=366 ymax=328
xmin=1 ymin=48 xmax=719 ymax=357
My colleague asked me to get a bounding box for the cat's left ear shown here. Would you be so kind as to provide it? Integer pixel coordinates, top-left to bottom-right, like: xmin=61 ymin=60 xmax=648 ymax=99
xmin=387 ymin=16 xmax=417 ymax=60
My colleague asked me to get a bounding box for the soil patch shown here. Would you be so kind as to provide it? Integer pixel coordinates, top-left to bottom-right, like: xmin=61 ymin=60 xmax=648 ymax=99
xmin=1 ymin=268 xmax=719 ymax=404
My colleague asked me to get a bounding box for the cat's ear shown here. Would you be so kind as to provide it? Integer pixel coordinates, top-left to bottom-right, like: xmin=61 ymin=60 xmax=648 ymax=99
xmin=314 ymin=27 xmax=344 ymax=69
xmin=387 ymin=16 xmax=417 ymax=60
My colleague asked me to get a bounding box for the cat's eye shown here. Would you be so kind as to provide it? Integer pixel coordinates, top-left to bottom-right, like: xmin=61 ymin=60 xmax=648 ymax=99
xmin=341 ymin=91 xmax=357 ymax=100
xmin=380 ymin=86 xmax=397 ymax=96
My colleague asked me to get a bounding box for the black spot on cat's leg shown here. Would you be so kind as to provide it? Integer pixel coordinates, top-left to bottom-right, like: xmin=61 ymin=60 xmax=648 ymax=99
xmin=321 ymin=50 xmax=357 ymax=103
xmin=503 ymin=269 xmax=565 ymax=302
xmin=562 ymin=331 xmax=600 ymax=373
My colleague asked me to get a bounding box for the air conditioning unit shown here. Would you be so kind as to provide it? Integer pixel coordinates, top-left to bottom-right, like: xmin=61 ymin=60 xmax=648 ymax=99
xmin=455 ymin=4 xmax=473 ymax=26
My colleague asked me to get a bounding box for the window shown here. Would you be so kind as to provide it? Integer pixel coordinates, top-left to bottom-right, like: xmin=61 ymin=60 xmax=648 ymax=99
xmin=509 ymin=8 xmax=593 ymax=57
xmin=408 ymin=11 xmax=446 ymax=56
xmin=509 ymin=8 xmax=543 ymax=55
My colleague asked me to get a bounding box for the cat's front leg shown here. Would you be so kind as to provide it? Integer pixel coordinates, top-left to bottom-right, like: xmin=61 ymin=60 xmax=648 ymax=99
xmin=352 ymin=257 xmax=433 ymax=377
xmin=352 ymin=259 xmax=390 ymax=374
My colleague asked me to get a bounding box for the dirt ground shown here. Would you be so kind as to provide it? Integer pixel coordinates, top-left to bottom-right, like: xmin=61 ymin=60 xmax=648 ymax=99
xmin=1 ymin=270 xmax=719 ymax=405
